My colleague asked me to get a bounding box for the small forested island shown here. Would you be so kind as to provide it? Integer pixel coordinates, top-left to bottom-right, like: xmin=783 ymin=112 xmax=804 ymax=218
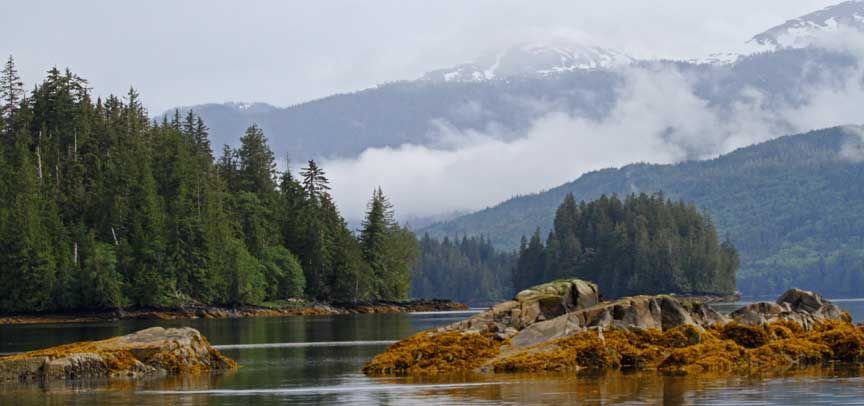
xmin=0 ymin=58 xmax=426 ymax=316
xmin=514 ymin=192 xmax=739 ymax=298
xmin=414 ymin=193 xmax=741 ymax=305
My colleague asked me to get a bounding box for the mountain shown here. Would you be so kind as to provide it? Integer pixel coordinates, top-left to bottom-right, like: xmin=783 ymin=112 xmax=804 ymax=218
xmin=750 ymin=0 xmax=864 ymax=49
xmin=420 ymin=127 xmax=864 ymax=297
xmin=162 ymin=2 xmax=864 ymax=162
xmin=161 ymin=102 xmax=278 ymax=151
xmin=419 ymin=42 xmax=633 ymax=82
xmin=165 ymin=69 xmax=623 ymax=160
xmin=167 ymin=46 xmax=857 ymax=162
xmin=163 ymin=2 xmax=864 ymax=164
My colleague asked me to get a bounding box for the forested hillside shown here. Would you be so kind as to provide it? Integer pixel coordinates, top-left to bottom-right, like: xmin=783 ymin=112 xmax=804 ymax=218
xmin=424 ymin=127 xmax=864 ymax=296
xmin=513 ymin=193 xmax=738 ymax=297
xmin=0 ymin=57 xmax=417 ymax=312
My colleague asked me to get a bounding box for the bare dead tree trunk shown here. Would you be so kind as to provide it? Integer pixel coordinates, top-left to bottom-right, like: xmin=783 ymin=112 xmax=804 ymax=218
xmin=196 ymin=173 xmax=202 ymax=218
xmin=73 ymin=241 xmax=78 ymax=266
xmin=36 ymin=130 xmax=43 ymax=182
xmin=111 ymin=227 xmax=119 ymax=246
xmin=36 ymin=145 xmax=43 ymax=182
xmin=354 ymin=277 xmax=360 ymax=304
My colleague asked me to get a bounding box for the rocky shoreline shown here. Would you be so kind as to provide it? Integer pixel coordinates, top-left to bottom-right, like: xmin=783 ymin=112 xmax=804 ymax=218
xmin=0 ymin=299 xmax=468 ymax=326
xmin=364 ymin=279 xmax=859 ymax=376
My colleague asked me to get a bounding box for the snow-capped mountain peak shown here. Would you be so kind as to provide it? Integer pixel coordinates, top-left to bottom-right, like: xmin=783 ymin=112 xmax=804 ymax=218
xmin=222 ymin=102 xmax=278 ymax=114
xmin=421 ymin=42 xmax=633 ymax=82
xmin=749 ymin=0 xmax=864 ymax=49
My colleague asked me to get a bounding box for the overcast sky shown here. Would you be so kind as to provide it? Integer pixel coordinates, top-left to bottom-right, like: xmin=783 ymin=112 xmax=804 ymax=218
xmin=0 ymin=0 xmax=839 ymax=113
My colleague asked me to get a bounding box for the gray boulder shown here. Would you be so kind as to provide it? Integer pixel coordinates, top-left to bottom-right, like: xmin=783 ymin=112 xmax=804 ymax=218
xmin=511 ymin=295 xmax=730 ymax=347
xmin=443 ymin=279 xmax=600 ymax=336
xmin=731 ymin=288 xmax=851 ymax=329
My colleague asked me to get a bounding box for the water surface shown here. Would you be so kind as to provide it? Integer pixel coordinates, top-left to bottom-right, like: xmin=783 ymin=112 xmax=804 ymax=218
xmin=1 ymin=302 xmax=863 ymax=405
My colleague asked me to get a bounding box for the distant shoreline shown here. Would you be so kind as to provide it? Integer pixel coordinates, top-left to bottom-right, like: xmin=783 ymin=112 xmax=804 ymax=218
xmin=462 ymin=293 xmax=741 ymax=311
xmin=667 ymin=293 xmax=742 ymax=304
xmin=0 ymin=299 xmax=469 ymax=326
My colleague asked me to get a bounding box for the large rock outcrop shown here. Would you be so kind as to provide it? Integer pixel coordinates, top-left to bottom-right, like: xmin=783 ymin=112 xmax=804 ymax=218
xmin=364 ymin=280 xmax=859 ymax=376
xmin=510 ymin=295 xmax=728 ymax=348
xmin=0 ymin=327 xmax=236 ymax=382
xmin=440 ymin=279 xmax=600 ymax=337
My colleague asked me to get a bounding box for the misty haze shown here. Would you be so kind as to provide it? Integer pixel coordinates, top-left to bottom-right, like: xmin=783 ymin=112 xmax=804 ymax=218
xmin=3 ymin=1 xmax=864 ymax=405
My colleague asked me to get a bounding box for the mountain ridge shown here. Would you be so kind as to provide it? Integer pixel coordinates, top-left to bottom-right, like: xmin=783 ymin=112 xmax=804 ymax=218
xmin=750 ymin=0 xmax=864 ymax=49
xmin=419 ymin=42 xmax=634 ymax=82
xmin=420 ymin=127 xmax=864 ymax=296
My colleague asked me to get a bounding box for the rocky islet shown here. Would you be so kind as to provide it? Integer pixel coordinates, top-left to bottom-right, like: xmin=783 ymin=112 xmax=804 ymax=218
xmin=364 ymin=279 xmax=859 ymax=375
xmin=0 ymin=327 xmax=236 ymax=382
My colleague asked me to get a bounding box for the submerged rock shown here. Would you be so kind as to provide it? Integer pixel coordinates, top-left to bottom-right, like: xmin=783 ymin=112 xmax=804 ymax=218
xmin=364 ymin=281 xmax=857 ymax=376
xmin=0 ymin=327 xmax=236 ymax=382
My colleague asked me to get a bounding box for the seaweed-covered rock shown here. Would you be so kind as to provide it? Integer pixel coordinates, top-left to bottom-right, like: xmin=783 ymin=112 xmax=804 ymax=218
xmin=366 ymin=279 xmax=858 ymax=376
xmin=0 ymin=327 xmax=236 ymax=382
xmin=363 ymin=331 xmax=503 ymax=375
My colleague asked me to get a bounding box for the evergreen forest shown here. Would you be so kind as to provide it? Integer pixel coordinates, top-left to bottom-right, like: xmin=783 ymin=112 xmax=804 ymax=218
xmin=0 ymin=57 xmax=418 ymax=312
xmin=412 ymin=234 xmax=515 ymax=303
xmin=512 ymin=193 xmax=739 ymax=298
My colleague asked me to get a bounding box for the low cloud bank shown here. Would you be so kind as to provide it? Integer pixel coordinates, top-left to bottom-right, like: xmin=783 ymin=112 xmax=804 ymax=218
xmin=324 ymin=32 xmax=864 ymax=221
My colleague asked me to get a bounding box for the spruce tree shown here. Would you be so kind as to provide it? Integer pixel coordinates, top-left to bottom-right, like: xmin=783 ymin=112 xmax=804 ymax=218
xmin=217 ymin=145 xmax=240 ymax=191
xmin=0 ymin=55 xmax=24 ymax=134
xmin=237 ymin=124 xmax=276 ymax=196
xmin=278 ymin=166 xmax=306 ymax=254
xmin=193 ymin=116 xmax=211 ymax=156
xmin=359 ymin=187 xmax=416 ymax=300
xmin=360 ymin=187 xmax=393 ymax=296
xmin=301 ymin=160 xmax=330 ymax=202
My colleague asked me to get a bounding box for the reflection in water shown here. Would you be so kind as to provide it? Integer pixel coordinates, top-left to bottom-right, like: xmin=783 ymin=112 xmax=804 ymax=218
xmin=2 ymin=303 xmax=864 ymax=405
xmin=7 ymin=367 xmax=863 ymax=405
xmin=213 ymin=340 xmax=398 ymax=349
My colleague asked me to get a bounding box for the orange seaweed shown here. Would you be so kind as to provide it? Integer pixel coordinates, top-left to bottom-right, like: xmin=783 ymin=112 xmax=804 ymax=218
xmin=366 ymin=320 xmax=864 ymax=376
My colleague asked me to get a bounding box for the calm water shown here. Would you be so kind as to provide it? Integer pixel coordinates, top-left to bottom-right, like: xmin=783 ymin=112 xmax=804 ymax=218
xmin=1 ymin=300 xmax=864 ymax=405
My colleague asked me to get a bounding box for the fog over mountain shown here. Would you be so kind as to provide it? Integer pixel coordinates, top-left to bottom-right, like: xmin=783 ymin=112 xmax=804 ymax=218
xmin=158 ymin=2 xmax=864 ymax=221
